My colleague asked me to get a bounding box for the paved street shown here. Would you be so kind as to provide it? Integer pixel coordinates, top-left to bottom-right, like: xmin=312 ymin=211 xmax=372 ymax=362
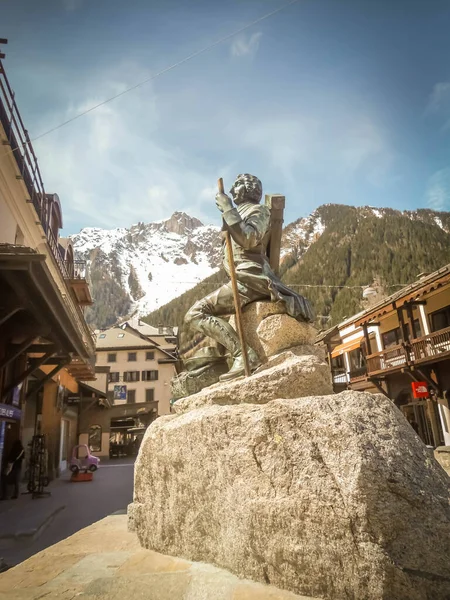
xmin=0 ymin=457 xmax=135 ymax=567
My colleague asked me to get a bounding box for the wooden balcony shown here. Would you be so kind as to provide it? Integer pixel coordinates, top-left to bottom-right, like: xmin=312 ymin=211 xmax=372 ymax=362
xmin=366 ymin=343 xmax=408 ymax=375
xmin=363 ymin=327 xmax=450 ymax=377
xmin=65 ymin=259 xmax=93 ymax=306
xmin=409 ymin=326 xmax=450 ymax=365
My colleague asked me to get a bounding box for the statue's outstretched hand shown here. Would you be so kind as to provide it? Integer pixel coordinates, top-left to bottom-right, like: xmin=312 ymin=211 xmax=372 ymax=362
xmin=215 ymin=192 xmax=233 ymax=213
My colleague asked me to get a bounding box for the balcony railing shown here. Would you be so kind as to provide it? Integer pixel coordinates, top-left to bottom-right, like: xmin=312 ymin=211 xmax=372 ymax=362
xmin=366 ymin=344 xmax=408 ymax=375
xmin=0 ymin=61 xmax=76 ymax=283
xmin=410 ymin=326 xmax=450 ymax=363
xmin=363 ymin=327 xmax=450 ymax=376
xmin=0 ymin=60 xmax=95 ymax=360
xmin=44 ymin=228 xmax=69 ymax=279
xmin=0 ymin=60 xmax=47 ymax=232
xmin=332 ymin=367 xmax=349 ymax=385
xmin=65 ymin=259 xmax=87 ymax=280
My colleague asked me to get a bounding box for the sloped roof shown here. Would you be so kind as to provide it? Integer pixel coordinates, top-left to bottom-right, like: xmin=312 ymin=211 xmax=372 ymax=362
xmin=96 ymin=326 xmax=155 ymax=349
xmin=355 ymin=263 xmax=450 ymax=326
xmin=96 ymin=325 xmax=176 ymax=360
xmin=315 ymin=262 xmax=450 ymax=342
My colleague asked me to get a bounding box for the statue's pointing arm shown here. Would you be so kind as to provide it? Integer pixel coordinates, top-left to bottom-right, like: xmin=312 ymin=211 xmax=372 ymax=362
xmin=222 ymin=206 xmax=270 ymax=250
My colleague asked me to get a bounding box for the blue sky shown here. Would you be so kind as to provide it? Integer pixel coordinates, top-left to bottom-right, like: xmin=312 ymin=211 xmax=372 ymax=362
xmin=2 ymin=0 xmax=450 ymax=233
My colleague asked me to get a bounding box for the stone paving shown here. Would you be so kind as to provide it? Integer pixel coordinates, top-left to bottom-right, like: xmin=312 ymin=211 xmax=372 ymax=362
xmin=0 ymin=515 xmax=319 ymax=600
xmin=0 ymin=458 xmax=134 ymax=567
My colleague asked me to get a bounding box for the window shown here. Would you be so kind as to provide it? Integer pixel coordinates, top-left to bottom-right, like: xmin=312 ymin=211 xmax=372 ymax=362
xmin=99 ymin=333 xmax=106 ymax=339
xmin=382 ymin=328 xmax=401 ymax=349
xmin=348 ymin=348 xmax=365 ymax=376
xmin=431 ymin=305 xmax=450 ymax=332
xmin=15 ymin=225 xmax=24 ymax=245
xmin=145 ymin=389 xmax=155 ymax=402
xmin=123 ymin=371 xmax=140 ymax=382
xmin=107 ymin=353 xmax=117 ymax=362
xmin=128 ymin=352 xmax=137 ymax=362
xmin=108 ymin=372 xmax=120 ymax=383
xmin=88 ymin=425 xmax=102 ymax=452
xmin=142 ymin=370 xmax=158 ymax=381
xmin=348 ymin=348 xmax=364 ymax=369
xmin=406 ymin=319 xmax=423 ymax=340
xmin=146 ymin=351 xmax=155 ymax=361
xmin=127 ymin=390 xmax=136 ymax=403
xmin=331 ymin=355 xmax=345 ymax=370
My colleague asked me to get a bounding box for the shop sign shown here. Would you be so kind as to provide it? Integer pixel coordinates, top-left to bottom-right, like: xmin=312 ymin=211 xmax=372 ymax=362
xmin=411 ymin=382 xmax=429 ymax=399
xmin=114 ymin=385 xmax=127 ymax=400
xmin=0 ymin=422 xmax=5 ymax=468
xmin=0 ymin=403 xmax=22 ymax=420
xmin=67 ymin=396 xmax=80 ymax=405
xmin=12 ymin=383 xmax=22 ymax=407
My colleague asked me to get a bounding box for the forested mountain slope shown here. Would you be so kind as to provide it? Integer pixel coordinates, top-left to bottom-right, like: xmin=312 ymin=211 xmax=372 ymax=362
xmin=143 ymin=205 xmax=450 ymax=331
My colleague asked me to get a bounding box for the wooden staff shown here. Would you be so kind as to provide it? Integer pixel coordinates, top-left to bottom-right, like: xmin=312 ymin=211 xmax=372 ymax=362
xmin=218 ymin=177 xmax=251 ymax=377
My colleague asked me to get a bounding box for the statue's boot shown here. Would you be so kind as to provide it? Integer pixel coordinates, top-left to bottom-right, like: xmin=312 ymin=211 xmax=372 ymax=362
xmin=219 ymin=346 xmax=261 ymax=382
xmin=195 ymin=314 xmax=261 ymax=381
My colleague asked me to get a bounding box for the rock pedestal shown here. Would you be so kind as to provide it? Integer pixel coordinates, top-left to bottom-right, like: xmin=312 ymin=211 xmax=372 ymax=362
xmin=173 ymin=347 xmax=332 ymax=414
xmin=230 ymin=301 xmax=318 ymax=362
xmin=129 ymin=389 xmax=450 ymax=600
xmin=131 ymin=304 xmax=450 ymax=599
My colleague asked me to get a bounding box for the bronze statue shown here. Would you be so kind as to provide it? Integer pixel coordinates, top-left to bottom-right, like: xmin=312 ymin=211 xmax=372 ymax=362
xmin=184 ymin=174 xmax=314 ymax=382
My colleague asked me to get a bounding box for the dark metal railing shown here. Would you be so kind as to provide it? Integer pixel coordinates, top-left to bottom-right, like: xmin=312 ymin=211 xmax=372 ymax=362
xmin=0 ymin=60 xmax=95 ymax=360
xmin=46 ymin=228 xmax=69 ymax=278
xmin=0 ymin=60 xmax=47 ymax=228
xmin=64 ymin=259 xmax=87 ymax=280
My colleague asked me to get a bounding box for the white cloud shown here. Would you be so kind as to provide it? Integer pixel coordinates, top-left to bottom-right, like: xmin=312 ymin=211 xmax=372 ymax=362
xmin=426 ymin=82 xmax=450 ymax=114
xmin=232 ymin=113 xmax=395 ymax=188
xmin=62 ymin=0 xmax=84 ymax=11
xmin=199 ymin=186 xmax=217 ymax=201
xmin=425 ymin=82 xmax=450 ymax=130
xmin=240 ymin=116 xmax=319 ymax=182
xmin=230 ymin=32 xmax=262 ymax=58
xmin=32 ymin=63 xmax=218 ymax=232
xmin=425 ymin=168 xmax=450 ymax=211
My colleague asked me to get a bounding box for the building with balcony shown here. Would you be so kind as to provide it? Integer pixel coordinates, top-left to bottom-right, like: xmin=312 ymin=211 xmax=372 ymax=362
xmin=319 ymin=264 xmax=450 ymax=449
xmin=0 ymin=55 xmax=96 ymax=479
xmin=78 ymin=322 xmax=177 ymax=458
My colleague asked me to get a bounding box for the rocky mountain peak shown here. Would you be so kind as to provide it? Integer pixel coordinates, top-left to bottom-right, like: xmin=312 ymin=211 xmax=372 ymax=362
xmin=72 ymin=204 xmax=450 ymax=330
xmin=163 ymin=212 xmax=204 ymax=235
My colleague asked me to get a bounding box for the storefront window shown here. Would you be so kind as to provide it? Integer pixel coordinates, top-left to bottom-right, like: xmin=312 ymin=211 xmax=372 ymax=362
xmin=88 ymin=425 xmax=102 ymax=452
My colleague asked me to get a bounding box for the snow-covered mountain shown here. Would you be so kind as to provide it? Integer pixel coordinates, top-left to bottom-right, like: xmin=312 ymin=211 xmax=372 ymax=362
xmin=71 ymin=205 xmax=450 ymax=330
xmin=71 ymin=212 xmax=222 ymax=328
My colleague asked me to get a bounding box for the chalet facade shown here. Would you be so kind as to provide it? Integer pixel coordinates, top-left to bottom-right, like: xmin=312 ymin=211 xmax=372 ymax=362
xmin=0 ymin=54 xmax=95 ymax=480
xmin=78 ymin=320 xmax=177 ymax=458
xmin=319 ymin=264 xmax=450 ymax=449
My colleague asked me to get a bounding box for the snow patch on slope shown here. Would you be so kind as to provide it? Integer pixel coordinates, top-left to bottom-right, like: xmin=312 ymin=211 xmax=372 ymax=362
xmin=71 ymin=213 xmax=221 ymax=316
xmin=281 ymin=210 xmax=325 ymax=259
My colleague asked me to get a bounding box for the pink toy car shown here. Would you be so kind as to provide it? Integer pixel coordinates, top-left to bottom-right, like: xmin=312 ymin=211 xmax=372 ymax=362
xmin=70 ymin=444 xmax=100 ymax=474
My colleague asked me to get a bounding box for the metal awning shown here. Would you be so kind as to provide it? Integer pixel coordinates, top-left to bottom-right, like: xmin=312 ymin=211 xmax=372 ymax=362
xmin=331 ymin=337 xmax=363 ymax=357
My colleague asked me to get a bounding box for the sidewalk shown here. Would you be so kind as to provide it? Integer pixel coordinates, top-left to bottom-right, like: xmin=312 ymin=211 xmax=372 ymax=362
xmin=0 ymin=458 xmax=135 ymax=568
xmin=0 ymin=515 xmax=318 ymax=600
xmin=0 ymin=477 xmax=67 ymax=551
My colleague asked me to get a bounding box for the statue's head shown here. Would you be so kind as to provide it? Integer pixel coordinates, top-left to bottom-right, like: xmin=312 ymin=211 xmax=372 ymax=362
xmin=229 ymin=174 xmax=262 ymax=205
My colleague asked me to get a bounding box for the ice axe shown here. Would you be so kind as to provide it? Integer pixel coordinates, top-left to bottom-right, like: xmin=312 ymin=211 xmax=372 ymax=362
xmin=218 ymin=177 xmax=251 ymax=377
